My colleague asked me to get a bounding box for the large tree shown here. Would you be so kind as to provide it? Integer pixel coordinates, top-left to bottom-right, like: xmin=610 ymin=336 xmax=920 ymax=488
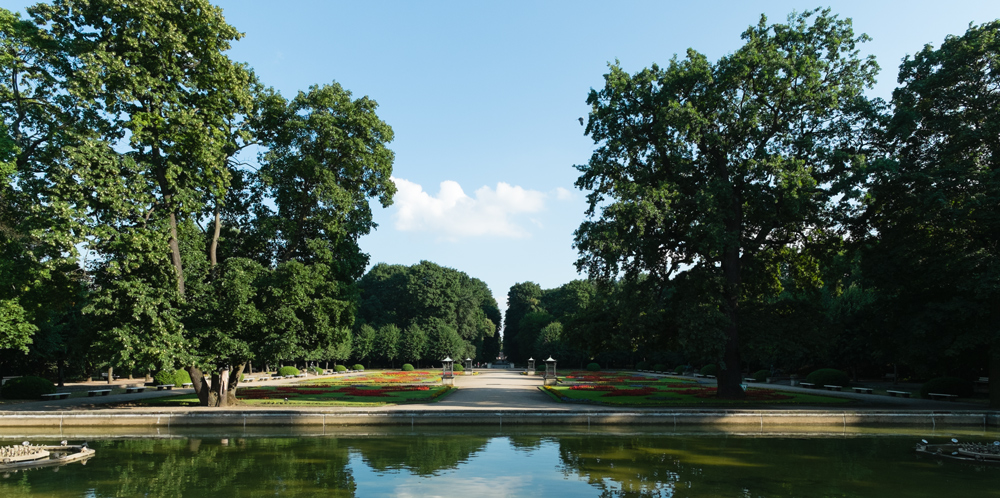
xmin=575 ymin=9 xmax=876 ymax=397
xmin=861 ymin=21 xmax=1000 ymax=407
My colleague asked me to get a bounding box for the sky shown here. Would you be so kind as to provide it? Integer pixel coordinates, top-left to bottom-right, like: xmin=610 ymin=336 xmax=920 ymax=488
xmin=8 ymin=0 xmax=1000 ymax=321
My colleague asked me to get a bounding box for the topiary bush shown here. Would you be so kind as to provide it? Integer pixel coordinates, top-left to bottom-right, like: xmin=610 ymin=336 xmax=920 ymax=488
xmin=402 ymin=364 xmax=414 ymax=371
xmin=352 ymin=364 xmax=364 ymax=371
xmin=1 ymin=376 xmax=55 ymax=399
xmin=635 ymin=361 xmax=649 ymax=371
xmin=308 ymin=366 xmax=322 ymax=375
xmin=673 ymin=365 xmax=685 ymax=374
xmin=278 ymin=366 xmax=300 ymax=377
xmin=153 ymin=370 xmax=176 ymax=386
xmin=174 ymin=369 xmax=191 ymax=385
xmin=920 ymin=376 xmax=974 ymax=398
xmin=454 ymin=363 xmax=465 ymax=372
xmin=586 ymin=362 xmax=601 ymax=371
xmin=700 ymin=364 xmax=718 ymax=377
xmin=652 ymin=363 xmax=666 ymax=372
xmin=335 ymin=365 xmax=347 ymax=372
xmin=805 ymin=368 xmax=850 ymax=388
xmin=753 ymin=369 xmax=769 ymax=382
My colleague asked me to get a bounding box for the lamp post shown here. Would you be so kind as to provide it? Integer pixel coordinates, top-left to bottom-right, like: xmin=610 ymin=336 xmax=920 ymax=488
xmin=463 ymin=357 xmax=472 ymax=375
xmin=543 ymin=356 xmax=557 ymax=386
xmin=442 ymin=357 xmax=454 ymax=386
xmin=527 ymin=357 xmax=535 ymax=375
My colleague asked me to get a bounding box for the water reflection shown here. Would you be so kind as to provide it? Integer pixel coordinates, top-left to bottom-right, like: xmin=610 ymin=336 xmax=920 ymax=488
xmin=1 ymin=431 xmax=999 ymax=497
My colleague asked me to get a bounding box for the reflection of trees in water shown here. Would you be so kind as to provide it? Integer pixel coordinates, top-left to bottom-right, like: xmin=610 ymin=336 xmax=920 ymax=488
xmin=555 ymin=436 xmax=990 ymax=497
xmin=507 ymin=435 xmax=548 ymax=453
xmin=342 ymin=436 xmax=489 ymax=476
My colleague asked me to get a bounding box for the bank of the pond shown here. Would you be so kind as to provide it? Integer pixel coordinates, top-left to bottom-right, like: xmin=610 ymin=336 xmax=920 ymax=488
xmin=2 ymin=408 xmax=999 ymax=428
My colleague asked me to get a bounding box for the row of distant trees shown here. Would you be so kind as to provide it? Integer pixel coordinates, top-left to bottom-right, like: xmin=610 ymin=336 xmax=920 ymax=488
xmin=541 ymin=10 xmax=998 ymax=406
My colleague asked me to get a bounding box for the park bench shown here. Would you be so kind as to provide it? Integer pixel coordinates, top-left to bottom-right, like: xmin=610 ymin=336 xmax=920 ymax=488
xmin=886 ymin=390 xmax=910 ymax=398
xmin=928 ymin=393 xmax=957 ymax=401
xmin=87 ymin=389 xmax=112 ymax=397
xmin=283 ymin=375 xmax=294 ymax=379
xmin=296 ymin=373 xmax=307 ymax=378
xmin=694 ymin=373 xmax=705 ymax=378
xmin=41 ymin=393 xmax=71 ymax=400
xmin=799 ymin=382 xmax=815 ymax=388
xmin=100 ymin=373 xmax=120 ymax=380
xmin=852 ymin=387 xmax=873 ymax=394
xmin=824 ymin=385 xmax=843 ymax=391
xmin=182 ymin=382 xmax=193 ymax=388
xmin=707 ymin=375 xmax=716 ymax=379
xmin=156 ymin=384 xmax=174 ymax=391
xmin=743 ymin=377 xmax=756 ymax=382
xmin=125 ymin=386 xmax=145 ymax=394
xmin=243 ymin=377 xmax=254 ymax=382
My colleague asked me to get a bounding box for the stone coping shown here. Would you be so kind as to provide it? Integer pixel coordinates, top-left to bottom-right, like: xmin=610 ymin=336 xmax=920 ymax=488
xmin=1 ymin=409 xmax=998 ymax=428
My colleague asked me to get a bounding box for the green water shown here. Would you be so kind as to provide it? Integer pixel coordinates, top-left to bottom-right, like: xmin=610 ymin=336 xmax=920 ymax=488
xmin=2 ymin=429 xmax=999 ymax=497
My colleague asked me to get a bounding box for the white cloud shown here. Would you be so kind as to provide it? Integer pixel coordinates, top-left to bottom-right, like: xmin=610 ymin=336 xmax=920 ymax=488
xmin=392 ymin=177 xmax=547 ymax=239
xmin=554 ymin=187 xmax=573 ymax=200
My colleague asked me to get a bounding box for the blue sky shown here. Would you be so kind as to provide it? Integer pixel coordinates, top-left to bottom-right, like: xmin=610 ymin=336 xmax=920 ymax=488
xmin=9 ymin=1 xmax=1000 ymax=319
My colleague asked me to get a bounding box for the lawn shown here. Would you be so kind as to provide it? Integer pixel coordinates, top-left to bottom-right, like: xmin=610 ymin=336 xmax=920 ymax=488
xmin=298 ymin=370 xmax=442 ymax=385
xmin=543 ymin=370 xmax=852 ymax=406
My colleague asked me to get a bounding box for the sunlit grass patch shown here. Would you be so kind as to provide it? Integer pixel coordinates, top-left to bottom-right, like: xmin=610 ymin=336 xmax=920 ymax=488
xmin=299 ymin=370 xmax=442 ymax=385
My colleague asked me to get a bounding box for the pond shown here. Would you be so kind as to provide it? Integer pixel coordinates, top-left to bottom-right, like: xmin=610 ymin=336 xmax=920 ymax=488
xmin=2 ymin=427 xmax=998 ymax=497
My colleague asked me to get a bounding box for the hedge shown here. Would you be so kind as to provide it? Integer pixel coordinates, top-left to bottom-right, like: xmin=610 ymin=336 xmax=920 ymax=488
xmin=586 ymin=363 xmax=601 ymax=372
xmin=700 ymin=364 xmax=718 ymax=377
xmin=635 ymin=361 xmax=649 ymax=371
xmin=352 ymin=364 xmax=364 ymax=371
xmin=1 ymin=376 xmax=55 ymax=399
xmin=920 ymin=377 xmax=974 ymax=398
xmin=278 ymin=366 xmax=300 ymax=377
xmin=752 ymin=369 xmax=769 ymax=382
xmin=402 ymin=364 xmax=414 ymax=371
xmin=335 ymin=365 xmax=347 ymax=372
xmin=804 ymin=368 xmax=850 ymax=388
xmin=454 ymin=364 xmax=465 ymax=372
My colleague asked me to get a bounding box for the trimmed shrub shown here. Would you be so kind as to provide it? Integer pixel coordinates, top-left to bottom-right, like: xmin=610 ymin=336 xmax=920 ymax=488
xmin=920 ymin=377 xmax=974 ymax=399
xmin=652 ymin=363 xmax=666 ymax=372
xmin=673 ymin=365 xmax=685 ymax=374
xmin=278 ymin=366 xmax=300 ymax=377
xmin=805 ymin=368 xmax=850 ymax=388
xmin=454 ymin=364 xmax=465 ymax=372
xmin=153 ymin=370 xmax=176 ymax=386
xmin=174 ymin=369 xmax=191 ymax=385
xmin=335 ymin=365 xmax=347 ymax=372
xmin=1 ymin=376 xmax=55 ymax=399
xmin=635 ymin=361 xmax=649 ymax=371
xmin=753 ymin=369 xmax=769 ymax=382
xmin=402 ymin=364 xmax=414 ymax=371
xmin=352 ymin=364 xmax=365 ymax=371
xmin=586 ymin=362 xmax=601 ymax=371
xmin=308 ymin=366 xmax=322 ymax=375
xmin=700 ymin=364 xmax=718 ymax=377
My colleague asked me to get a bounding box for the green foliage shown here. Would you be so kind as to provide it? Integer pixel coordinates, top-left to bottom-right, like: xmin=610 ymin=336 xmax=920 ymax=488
xmin=401 ymin=364 xmax=414 ymax=371
xmin=154 ymin=371 xmax=177 ymax=386
xmin=753 ymin=370 xmax=770 ymax=382
xmin=335 ymin=365 xmax=347 ymax=372
xmin=278 ymin=366 xmax=300 ymax=377
xmin=673 ymin=366 xmax=686 ymax=374
xmin=920 ymin=377 xmax=974 ymax=399
xmin=636 ymin=361 xmax=649 ymax=371
xmin=0 ymin=299 xmax=36 ymax=353
xmin=700 ymin=364 xmax=718 ymax=377
xmin=352 ymin=364 xmax=364 ymax=371
xmin=575 ymin=9 xmax=877 ymax=396
xmin=454 ymin=364 xmax=464 ymax=372
xmin=805 ymin=369 xmax=850 ymax=388
xmin=308 ymin=366 xmax=322 ymax=375
xmin=1 ymin=375 xmax=55 ymax=399
xmin=586 ymin=363 xmax=601 ymax=372
xmin=174 ymin=369 xmax=191 ymax=386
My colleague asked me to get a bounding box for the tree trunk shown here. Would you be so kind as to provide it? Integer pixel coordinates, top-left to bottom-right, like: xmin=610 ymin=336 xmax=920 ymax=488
xmin=209 ymin=203 xmax=221 ymax=267
xmin=57 ymin=359 xmax=65 ymax=387
xmin=168 ymin=210 xmax=185 ymax=296
xmin=717 ymin=245 xmax=746 ymax=400
xmin=990 ymin=343 xmax=1000 ymax=409
xmin=107 ymin=366 xmax=113 ymax=385
xmin=187 ymin=364 xmax=244 ymax=407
